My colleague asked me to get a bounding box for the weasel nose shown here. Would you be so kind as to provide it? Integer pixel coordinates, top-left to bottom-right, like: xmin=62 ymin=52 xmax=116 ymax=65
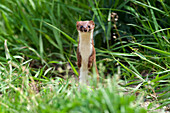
xmin=84 ymin=29 xmax=87 ymax=32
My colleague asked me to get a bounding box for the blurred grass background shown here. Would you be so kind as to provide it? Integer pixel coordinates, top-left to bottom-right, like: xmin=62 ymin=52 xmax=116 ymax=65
xmin=0 ymin=0 xmax=169 ymax=112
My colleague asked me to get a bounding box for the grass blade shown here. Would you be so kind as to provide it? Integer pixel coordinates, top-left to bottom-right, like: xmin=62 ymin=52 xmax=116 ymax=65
xmin=44 ymin=21 xmax=76 ymax=44
xmin=135 ymin=43 xmax=170 ymax=56
xmin=66 ymin=56 xmax=78 ymax=77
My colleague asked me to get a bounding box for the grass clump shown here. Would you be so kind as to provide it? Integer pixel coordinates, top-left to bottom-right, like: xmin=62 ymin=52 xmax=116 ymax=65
xmin=0 ymin=74 xmax=146 ymax=113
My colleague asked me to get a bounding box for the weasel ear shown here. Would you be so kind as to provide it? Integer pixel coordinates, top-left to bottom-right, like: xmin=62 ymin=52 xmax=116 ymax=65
xmin=76 ymin=21 xmax=80 ymax=30
xmin=89 ymin=20 xmax=95 ymax=28
xmin=76 ymin=21 xmax=80 ymax=25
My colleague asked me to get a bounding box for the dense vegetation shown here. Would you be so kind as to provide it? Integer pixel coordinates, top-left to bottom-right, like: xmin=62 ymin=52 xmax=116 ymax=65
xmin=0 ymin=0 xmax=169 ymax=112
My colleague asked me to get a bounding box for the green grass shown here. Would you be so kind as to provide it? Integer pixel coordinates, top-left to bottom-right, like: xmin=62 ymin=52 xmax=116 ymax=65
xmin=0 ymin=0 xmax=170 ymax=112
xmin=0 ymin=70 xmax=146 ymax=113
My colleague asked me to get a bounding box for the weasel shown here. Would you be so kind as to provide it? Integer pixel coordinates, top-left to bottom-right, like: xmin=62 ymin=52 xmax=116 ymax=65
xmin=76 ymin=20 xmax=99 ymax=85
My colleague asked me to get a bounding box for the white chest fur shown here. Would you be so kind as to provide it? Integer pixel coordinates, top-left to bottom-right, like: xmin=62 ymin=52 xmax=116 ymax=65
xmin=78 ymin=31 xmax=93 ymax=84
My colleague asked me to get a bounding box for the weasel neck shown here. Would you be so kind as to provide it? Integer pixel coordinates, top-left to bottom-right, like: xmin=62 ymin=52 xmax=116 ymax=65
xmin=78 ymin=31 xmax=93 ymax=44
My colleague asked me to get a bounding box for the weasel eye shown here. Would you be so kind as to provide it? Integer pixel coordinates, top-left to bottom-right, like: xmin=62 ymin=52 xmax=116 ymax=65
xmin=88 ymin=26 xmax=90 ymax=28
xmin=80 ymin=26 xmax=83 ymax=28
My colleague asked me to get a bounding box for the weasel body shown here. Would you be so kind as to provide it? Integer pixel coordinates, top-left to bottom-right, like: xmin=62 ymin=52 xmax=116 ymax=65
xmin=76 ymin=21 xmax=99 ymax=85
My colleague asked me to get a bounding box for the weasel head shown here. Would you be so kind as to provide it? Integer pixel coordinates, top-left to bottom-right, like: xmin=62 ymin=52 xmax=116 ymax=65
xmin=76 ymin=20 xmax=95 ymax=33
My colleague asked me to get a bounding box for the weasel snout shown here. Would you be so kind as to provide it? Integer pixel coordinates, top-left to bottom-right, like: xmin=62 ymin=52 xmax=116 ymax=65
xmin=80 ymin=26 xmax=91 ymax=32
